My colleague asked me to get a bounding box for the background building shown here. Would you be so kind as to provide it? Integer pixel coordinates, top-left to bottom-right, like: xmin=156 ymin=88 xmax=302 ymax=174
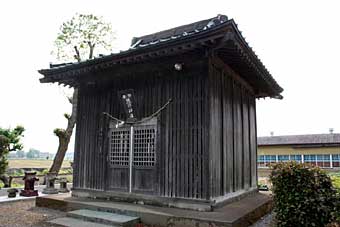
xmin=258 ymin=133 xmax=340 ymax=177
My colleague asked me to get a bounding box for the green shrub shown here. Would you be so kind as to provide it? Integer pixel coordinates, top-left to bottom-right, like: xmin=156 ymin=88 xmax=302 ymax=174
xmin=270 ymin=162 xmax=338 ymax=227
xmin=12 ymin=169 xmax=24 ymax=176
xmin=329 ymin=172 xmax=340 ymax=191
xmin=59 ymin=168 xmax=73 ymax=175
xmin=65 ymin=175 xmax=73 ymax=183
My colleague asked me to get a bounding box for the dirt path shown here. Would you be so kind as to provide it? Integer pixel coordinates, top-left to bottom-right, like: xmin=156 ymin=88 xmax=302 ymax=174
xmin=0 ymin=200 xmax=65 ymax=227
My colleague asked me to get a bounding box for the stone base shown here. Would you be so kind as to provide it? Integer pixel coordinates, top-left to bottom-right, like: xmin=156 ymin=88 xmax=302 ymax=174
xmin=72 ymin=189 xmax=213 ymax=211
xmin=20 ymin=189 xmax=38 ymax=197
xmin=8 ymin=193 xmax=17 ymax=198
xmin=70 ymin=187 xmax=258 ymax=211
xmin=36 ymin=192 xmax=273 ymax=227
xmin=59 ymin=188 xmax=70 ymax=193
xmin=42 ymin=188 xmax=59 ymax=194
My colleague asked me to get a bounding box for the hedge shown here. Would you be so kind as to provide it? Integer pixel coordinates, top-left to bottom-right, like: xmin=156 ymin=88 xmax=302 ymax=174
xmin=270 ymin=161 xmax=339 ymax=227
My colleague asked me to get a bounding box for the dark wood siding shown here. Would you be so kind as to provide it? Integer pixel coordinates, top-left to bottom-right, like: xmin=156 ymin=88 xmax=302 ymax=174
xmin=73 ymin=54 xmax=258 ymax=202
xmin=208 ymin=57 xmax=257 ymax=198
xmin=73 ymin=56 xmax=211 ymax=199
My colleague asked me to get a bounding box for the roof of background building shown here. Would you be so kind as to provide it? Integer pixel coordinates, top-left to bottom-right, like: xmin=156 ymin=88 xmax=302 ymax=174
xmin=38 ymin=14 xmax=283 ymax=98
xmin=258 ymin=134 xmax=340 ymax=146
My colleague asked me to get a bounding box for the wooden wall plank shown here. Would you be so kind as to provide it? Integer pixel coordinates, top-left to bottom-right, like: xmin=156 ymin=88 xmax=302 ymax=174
xmin=175 ymin=77 xmax=180 ymax=197
xmin=184 ymin=76 xmax=190 ymax=198
xmin=179 ymin=76 xmax=185 ymax=198
xmin=225 ymin=75 xmax=234 ymax=194
xmin=203 ymin=70 xmax=210 ymax=200
xmin=221 ymin=71 xmax=227 ymax=195
xmin=242 ymin=89 xmax=250 ymax=190
xmin=197 ymin=75 xmax=203 ymax=199
xmin=188 ymin=76 xmax=193 ymax=198
xmin=249 ymin=97 xmax=257 ymax=188
xmin=208 ymin=57 xmax=257 ymax=198
xmin=169 ymin=77 xmax=174 ymax=197
xmin=73 ymin=56 xmax=246 ymax=201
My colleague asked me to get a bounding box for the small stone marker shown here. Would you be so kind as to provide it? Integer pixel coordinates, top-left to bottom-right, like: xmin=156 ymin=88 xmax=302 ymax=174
xmin=58 ymin=177 xmax=69 ymax=193
xmin=7 ymin=188 xmax=18 ymax=198
xmin=20 ymin=171 xmax=39 ymax=197
xmin=42 ymin=172 xmax=58 ymax=194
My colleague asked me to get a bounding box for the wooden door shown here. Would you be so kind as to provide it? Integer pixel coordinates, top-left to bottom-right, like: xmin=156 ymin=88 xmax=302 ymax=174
xmin=132 ymin=124 xmax=158 ymax=194
xmin=107 ymin=127 xmax=130 ymax=191
xmin=106 ymin=120 xmax=158 ymax=194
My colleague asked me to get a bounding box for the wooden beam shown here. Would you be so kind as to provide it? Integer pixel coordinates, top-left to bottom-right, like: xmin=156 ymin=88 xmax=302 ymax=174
xmin=211 ymin=56 xmax=254 ymax=94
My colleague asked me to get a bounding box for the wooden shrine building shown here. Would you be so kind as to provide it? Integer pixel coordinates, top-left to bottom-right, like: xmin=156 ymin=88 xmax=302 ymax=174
xmin=39 ymin=15 xmax=283 ymax=210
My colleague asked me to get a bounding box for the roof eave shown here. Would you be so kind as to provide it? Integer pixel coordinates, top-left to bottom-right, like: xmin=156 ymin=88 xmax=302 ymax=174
xmin=38 ymin=19 xmax=283 ymax=97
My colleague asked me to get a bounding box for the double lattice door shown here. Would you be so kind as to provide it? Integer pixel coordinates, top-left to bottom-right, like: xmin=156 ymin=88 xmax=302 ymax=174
xmin=107 ymin=120 xmax=158 ymax=194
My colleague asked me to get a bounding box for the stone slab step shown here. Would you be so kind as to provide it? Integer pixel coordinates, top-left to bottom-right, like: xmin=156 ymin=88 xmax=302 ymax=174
xmin=48 ymin=217 xmax=114 ymax=227
xmin=67 ymin=209 xmax=140 ymax=226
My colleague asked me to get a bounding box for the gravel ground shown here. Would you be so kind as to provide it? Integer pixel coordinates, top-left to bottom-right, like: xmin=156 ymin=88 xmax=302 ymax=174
xmin=0 ymin=200 xmax=65 ymax=227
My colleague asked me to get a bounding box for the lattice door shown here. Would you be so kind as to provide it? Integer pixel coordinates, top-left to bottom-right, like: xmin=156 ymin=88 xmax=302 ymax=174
xmin=108 ymin=128 xmax=130 ymax=167
xmin=133 ymin=125 xmax=156 ymax=167
xmin=107 ymin=121 xmax=158 ymax=193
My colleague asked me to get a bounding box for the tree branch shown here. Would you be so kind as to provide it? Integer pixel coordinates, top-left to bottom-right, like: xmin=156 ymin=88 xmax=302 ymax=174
xmin=73 ymin=46 xmax=81 ymax=62
xmin=67 ymin=96 xmax=73 ymax=104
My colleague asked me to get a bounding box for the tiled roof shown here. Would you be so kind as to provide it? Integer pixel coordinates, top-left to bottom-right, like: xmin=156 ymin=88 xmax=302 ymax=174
xmin=46 ymin=15 xmax=230 ymax=71
xmin=258 ymin=134 xmax=340 ymax=146
xmin=130 ymin=15 xmax=229 ymax=49
xmin=39 ymin=14 xmax=283 ymax=97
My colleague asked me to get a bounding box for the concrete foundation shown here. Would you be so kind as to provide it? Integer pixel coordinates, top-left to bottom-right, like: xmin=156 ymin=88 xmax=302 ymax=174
xmin=36 ymin=192 xmax=273 ymax=227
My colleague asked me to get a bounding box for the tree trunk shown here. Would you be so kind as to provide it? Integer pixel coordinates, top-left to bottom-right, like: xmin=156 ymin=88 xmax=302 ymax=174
xmin=49 ymin=88 xmax=78 ymax=174
xmin=74 ymin=46 xmax=81 ymax=62
xmin=88 ymin=42 xmax=95 ymax=59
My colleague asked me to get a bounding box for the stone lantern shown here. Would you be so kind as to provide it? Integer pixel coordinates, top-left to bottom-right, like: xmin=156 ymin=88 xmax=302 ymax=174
xmin=42 ymin=172 xmax=58 ymax=194
xmin=20 ymin=172 xmax=39 ymax=197
xmin=58 ymin=177 xmax=69 ymax=193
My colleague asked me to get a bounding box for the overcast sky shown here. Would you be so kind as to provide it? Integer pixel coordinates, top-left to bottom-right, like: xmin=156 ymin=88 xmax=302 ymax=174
xmin=0 ymin=0 xmax=339 ymax=153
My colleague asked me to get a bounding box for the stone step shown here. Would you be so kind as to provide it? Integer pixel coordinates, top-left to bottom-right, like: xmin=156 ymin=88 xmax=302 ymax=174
xmin=67 ymin=209 xmax=140 ymax=227
xmin=48 ymin=217 xmax=114 ymax=227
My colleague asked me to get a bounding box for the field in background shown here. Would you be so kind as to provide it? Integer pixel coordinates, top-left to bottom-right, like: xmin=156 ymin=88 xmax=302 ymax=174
xmin=0 ymin=159 xmax=73 ymax=188
xmin=9 ymin=159 xmax=71 ymax=169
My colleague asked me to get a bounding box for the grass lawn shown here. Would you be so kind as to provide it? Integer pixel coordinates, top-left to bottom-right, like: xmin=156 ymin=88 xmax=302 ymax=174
xmin=8 ymin=159 xmax=71 ymax=169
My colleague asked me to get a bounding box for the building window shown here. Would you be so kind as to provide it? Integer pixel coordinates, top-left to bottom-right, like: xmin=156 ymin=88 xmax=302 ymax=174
xmin=316 ymin=154 xmax=331 ymax=168
xmin=332 ymin=154 xmax=340 ymax=167
xmin=290 ymin=155 xmax=302 ymax=163
xmin=108 ymin=122 xmax=157 ymax=167
xmin=278 ymin=155 xmax=289 ymax=162
xmin=257 ymin=154 xmax=340 ymax=169
xmin=109 ymin=129 xmax=130 ymax=166
xmin=304 ymin=155 xmax=317 ymax=166
xmin=133 ymin=126 xmax=157 ymax=167
xmin=266 ymin=155 xmax=277 ymax=165
xmin=258 ymin=155 xmax=265 ymax=167
xmin=258 ymin=155 xmax=276 ymax=167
